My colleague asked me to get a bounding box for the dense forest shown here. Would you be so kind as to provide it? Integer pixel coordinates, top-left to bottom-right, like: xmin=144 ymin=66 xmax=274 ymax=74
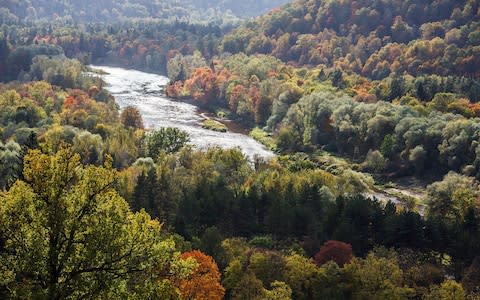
xmin=1 ymin=0 xmax=480 ymax=299
xmin=0 ymin=0 xmax=289 ymax=24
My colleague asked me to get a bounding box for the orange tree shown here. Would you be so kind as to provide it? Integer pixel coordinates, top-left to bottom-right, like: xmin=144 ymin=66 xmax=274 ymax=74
xmin=175 ymin=250 xmax=225 ymax=300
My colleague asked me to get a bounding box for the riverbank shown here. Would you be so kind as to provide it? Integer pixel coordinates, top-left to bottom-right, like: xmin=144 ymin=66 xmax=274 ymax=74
xmin=93 ymin=65 xmax=275 ymax=161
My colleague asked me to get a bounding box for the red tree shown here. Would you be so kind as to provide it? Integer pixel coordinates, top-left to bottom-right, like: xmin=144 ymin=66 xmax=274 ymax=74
xmin=314 ymin=240 xmax=353 ymax=267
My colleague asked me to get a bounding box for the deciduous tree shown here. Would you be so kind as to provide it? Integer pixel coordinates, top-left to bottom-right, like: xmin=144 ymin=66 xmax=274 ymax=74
xmin=314 ymin=240 xmax=353 ymax=267
xmin=0 ymin=146 xmax=193 ymax=299
xmin=175 ymin=250 xmax=225 ymax=300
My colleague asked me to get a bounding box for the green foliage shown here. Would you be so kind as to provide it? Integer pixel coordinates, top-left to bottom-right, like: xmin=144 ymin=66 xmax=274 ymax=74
xmin=426 ymin=172 xmax=480 ymax=221
xmin=262 ymin=281 xmax=292 ymax=300
xmin=345 ymin=253 xmax=415 ymax=299
xmin=232 ymin=272 xmax=265 ymax=300
xmin=0 ymin=140 xmax=22 ymax=190
xmin=2 ymin=0 xmax=289 ymax=24
xmin=2 ymin=2 xmax=480 ymax=298
xmin=249 ymin=236 xmax=275 ymax=249
xmin=247 ymin=250 xmax=286 ymax=288
xmin=380 ymin=134 xmax=397 ymax=159
xmin=0 ymin=146 xmax=194 ymax=298
xmin=167 ymin=52 xmax=207 ymax=82
xmin=284 ymin=254 xmax=319 ymax=300
xmin=202 ymin=119 xmax=228 ymax=132
xmin=145 ymin=127 xmax=190 ymax=158
xmin=250 ymin=127 xmax=277 ymax=151
xmin=362 ymin=150 xmax=388 ymax=173
xmin=425 ymin=280 xmax=466 ymax=300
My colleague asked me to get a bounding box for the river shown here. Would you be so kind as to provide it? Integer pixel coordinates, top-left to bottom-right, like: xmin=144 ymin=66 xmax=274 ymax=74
xmin=93 ymin=66 xmax=275 ymax=160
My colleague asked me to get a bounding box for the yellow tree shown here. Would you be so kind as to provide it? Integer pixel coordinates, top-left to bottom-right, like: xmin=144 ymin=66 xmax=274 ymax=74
xmin=0 ymin=146 xmax=194 ymax=299
xmin=345 ymin=253 xmax=414 ymax=300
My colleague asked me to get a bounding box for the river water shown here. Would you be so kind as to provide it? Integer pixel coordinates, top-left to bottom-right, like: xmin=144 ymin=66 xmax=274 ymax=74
xmin=93 ymin=66 xmax=275 ymax=160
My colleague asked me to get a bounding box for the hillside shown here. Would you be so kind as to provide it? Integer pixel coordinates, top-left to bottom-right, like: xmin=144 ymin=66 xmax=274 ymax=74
xmin=166 ymin=0 xmax=480 ymax=180
xmin=221 ymin=0 xmax=480 ymax=79
xmin=0 ymin=0 xmax=290 ymax=24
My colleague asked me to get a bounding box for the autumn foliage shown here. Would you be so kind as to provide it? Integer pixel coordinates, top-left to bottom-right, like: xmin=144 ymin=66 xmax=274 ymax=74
xmin=176 ymin=250 xmax=225 ymax=300
xmin=120 ymin=106 xmax=144 ymax=129
xmin=314 ymin=240 xmax=353 ymax=267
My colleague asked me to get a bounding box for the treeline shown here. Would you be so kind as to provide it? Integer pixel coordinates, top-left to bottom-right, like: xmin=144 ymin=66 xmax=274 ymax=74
xmin=123 ymin=145 xmax=480 ymax=275
xmin=0 ymin=20 xmax=224 ymax=77
xmin=212 ymin=240 xmax=476 ymax=299
xmin=0 ymin=0 xmax=289 ymax=25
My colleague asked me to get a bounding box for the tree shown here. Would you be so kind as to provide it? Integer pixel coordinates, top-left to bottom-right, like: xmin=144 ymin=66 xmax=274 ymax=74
xmin=223 ymin=259 xmax=244 ymax=294
xmin=167 ymin=53 xmax=188 ymax=82
xmin=199 ymin=226 xmax=225 ymax=267
xmin=120 ymin=106 xmax=144 ymax=129
xmin=314 ymin=240 xmax=353 ymax=267
xmin=175 ymin=250 xmax=225 ymax=300
xmin=0 ymin=146 xmax=194 ymax=299
xmin=145 ymin=127 xmax=190 ymax=158
xmin=0 ymin=37 xmax=9 ymax=81
xmin=232 ymin=272 xmax=265 ymax=300
xmin=345 ymin=253 xmax=414 ymax=299
xmin=363 ymin=150 xmax=388 ymax=173
xmin=409 ymin=145 xmax=427 ymax=175
xmin=426 ymin=172 xmax=480 ymax=221
xmin=72 ymin=131 xmax=104 ymax=165
xmin=284 ymin=254 xmax=319 ymax=300
xmin=247 ymin=250 xmax=286 ymax=287
xmin=262 ymin=281 xmax=292 ymax=300
xmin=0 ymin=140 xmax=22 ymax=190
xmin=313 ymin=262 xmax=349 ymax=300
xmin=425 ymin=280 xmax=465 ymax=300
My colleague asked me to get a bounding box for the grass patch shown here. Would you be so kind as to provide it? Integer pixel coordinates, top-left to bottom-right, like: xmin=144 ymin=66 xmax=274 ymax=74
xmin=202 ymin=119 xmax=227 ymax=132
xmin=250 ymin=128 xmax=277 ymax=150
xmin=314 ymin=150 xmax=358 ymax=172
xmin=215 ymin=109 xmax=229 ymax=119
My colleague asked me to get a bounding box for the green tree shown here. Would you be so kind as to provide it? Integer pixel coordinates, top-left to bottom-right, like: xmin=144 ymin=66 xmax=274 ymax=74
xmin=0 ymin=146 xmax=194 ymax=299
xmin=248 ymin=250 xmax=286 ymax=288
xmin=380 ymin=134 xmax=397 ymax=159
xmin=145 ymin=127 xmax=190 ymax=158
xmin=425 ymin=280 xmax=465 ymax=300
xmin=262 ymin=281 xmax=292 ymax=300
xmin=426 ymin=172 xmax=479 ymax=221
xmin=0 ymin=140 xmax=22 ymax=190
xmin=313 ymin=262 xmax=349 ymax=300
xmin=284 ymin=254 xmax=319 ymax=300
xmin=345 ymin=253 xmax=414 ymax=300
xmin=363 ymin=150 xmax=388 ymax=173
xmin=232 ymin=272 xmax=266 ymax=300
xmin=199 ymin=226 xmax=226 ymax=268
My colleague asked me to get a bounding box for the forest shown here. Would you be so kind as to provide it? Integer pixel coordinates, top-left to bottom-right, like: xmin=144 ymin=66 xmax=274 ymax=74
xmin=0 ymin=0 xmax=480 ymax=299
xmin=1 ymin=0 xmax=290 ymax=23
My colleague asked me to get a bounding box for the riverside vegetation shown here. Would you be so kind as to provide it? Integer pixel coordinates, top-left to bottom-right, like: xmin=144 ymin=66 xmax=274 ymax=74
xmin=1 ymin=0 xmax=480 ymax=299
